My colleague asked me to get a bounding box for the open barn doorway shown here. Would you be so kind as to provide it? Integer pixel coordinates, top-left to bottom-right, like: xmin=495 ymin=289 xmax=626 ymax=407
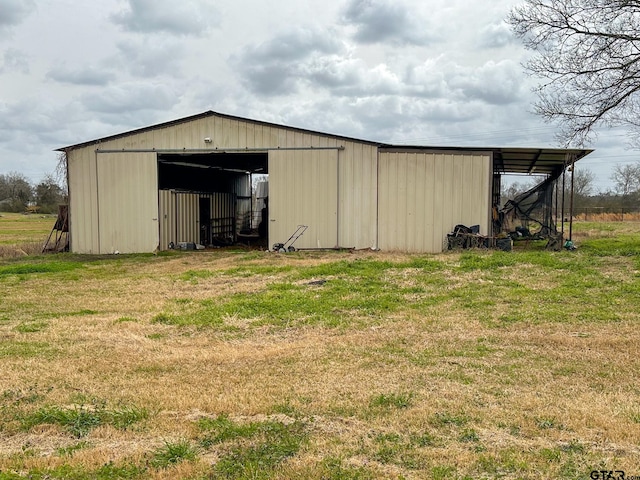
xmin=157 ymin=152 xmax=268 ymax=250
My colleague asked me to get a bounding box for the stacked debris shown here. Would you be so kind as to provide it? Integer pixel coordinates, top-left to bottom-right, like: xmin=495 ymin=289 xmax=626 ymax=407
xmin=446 ymin=224 xmax=513 ymax=251
xmin=509 ymin=226 xmax=534 ymax=240
xmin=447 ymin=224 xmax=481 ymax=249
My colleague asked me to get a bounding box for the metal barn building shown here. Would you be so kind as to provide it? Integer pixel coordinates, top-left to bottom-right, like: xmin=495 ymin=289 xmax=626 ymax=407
xmin=58 ymin=111 xmax=591 ymax=254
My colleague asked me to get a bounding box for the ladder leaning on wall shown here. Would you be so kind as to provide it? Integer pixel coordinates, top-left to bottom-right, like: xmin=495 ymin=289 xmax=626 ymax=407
xmin=43 ymin=205 xmax=69 ymax=253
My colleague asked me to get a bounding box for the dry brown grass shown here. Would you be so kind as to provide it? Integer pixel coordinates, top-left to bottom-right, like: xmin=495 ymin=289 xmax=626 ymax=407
xmin=571 ymin=220 xmax=640 ymax=241
xmin=0 ymin=241 xmax=44 ymax=259
xmin=1 ymin=225 xmax=639 ymax=478
xmin=0 ymin=212 xmax=54 ymax=258
xmin=574 ymin=212 xmax=640 ymax=222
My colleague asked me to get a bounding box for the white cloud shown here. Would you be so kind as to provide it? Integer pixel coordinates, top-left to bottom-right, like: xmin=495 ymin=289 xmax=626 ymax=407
xmin=449 ymin=59 xmax=524 ymax=106
xmin=343 ymin=0 xmax=437 ymax=46
xmin=111 ymin=0 xmax=219 ymax=36
xmin=403 ymin=58 xmax=449 ymax=99
xmin=114 ymin=37 xmax=187 ymax=78
xmin=304 ymin=55 xmax=365 ymax=90
xmin=232 ymin=26 xmax=347 ymax=96
xmin=0 ymin=95 xmax=80 ymax=151
xmin=0 ymin=0 xmax=36 ymax=35
xmin=478 ymin=22 xmax=515 ymax=49
xmin=0 ymin=48 xmax=29 ymax=74
xmin=47 ymin=64 xmax=115 ymax=86
xmin=241 ymin=27 xmax=345 ymax=63
xmin=336 ymin=63 xmax=405 ymax=96
xmin=404 ymin=58 xmax=524 ymax=106
xmin=80 ymin=82 xmax=180 ymax=115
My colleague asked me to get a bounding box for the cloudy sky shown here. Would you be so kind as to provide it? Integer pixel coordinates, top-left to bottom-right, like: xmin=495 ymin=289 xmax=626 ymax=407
xmin=1 ymin=0 xmax=636 ymax=191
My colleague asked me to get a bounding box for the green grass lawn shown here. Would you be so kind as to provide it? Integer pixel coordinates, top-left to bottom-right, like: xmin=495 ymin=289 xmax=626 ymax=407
xmin=0 ymin=222 xmax=639 ymax=479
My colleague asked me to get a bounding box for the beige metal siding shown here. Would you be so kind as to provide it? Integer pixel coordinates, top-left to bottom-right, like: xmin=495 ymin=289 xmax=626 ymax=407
xmin=269 ymin=149 xmax=338 ymax=249
xmin=159 ymin=189 xmax=176 ymax=250
xmin=338 ymin=142 xmax=378 ymax=249
xmin=159 ymin=190 xmax=237 ymax=249
xmin=175 ymin=193 xmax=199 ymax=243
xmin=67 ymin=113 xmax=380 ymax=253
xmin=68 ymin=149 xmax=99 ymax=253
xmin=96 ymin=152 xmax=159 ymax=254
xmin=378 ymin=152 xmax=491 ymax=253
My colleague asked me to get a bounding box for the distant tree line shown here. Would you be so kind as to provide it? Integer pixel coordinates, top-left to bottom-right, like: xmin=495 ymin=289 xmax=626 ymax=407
xmin=502 ymin=163 xmax=640 ymax=214
xmin=0 ymin=171 xmax=67 ymax=214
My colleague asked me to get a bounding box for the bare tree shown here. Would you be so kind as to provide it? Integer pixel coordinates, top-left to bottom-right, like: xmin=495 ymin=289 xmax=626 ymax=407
xmin=501 ymin=179 xmax=537 ymax=203
xmin=0 ymin=175 xmax=8 ymax=202
xmin=610 ymin=162 xmax=640 ymax=195
xmin=54 ymin=151 xmax=68 ymax=197
xmin=508 ymin=0 xmax=640 ymax=147
xmin=572 ymin=167 xmax=595 ymax=198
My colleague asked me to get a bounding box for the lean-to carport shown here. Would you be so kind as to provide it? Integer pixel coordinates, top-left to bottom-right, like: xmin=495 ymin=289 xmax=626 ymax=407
xmin=491 ymin=147 xmax=593 ymax=241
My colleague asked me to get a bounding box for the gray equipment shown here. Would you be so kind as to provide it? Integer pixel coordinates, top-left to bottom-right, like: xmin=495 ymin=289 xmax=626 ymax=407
xmin=272 ymin=225 xmax=308 ymax=252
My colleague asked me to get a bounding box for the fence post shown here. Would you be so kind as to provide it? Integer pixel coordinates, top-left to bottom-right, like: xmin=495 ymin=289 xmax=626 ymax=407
xmin=569 ymin=157 xmax=575 ymax=241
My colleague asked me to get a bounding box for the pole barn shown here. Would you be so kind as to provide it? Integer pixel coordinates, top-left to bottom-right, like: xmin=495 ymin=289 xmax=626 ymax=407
xmin=58 ymin=111 xmax=592 ymax=254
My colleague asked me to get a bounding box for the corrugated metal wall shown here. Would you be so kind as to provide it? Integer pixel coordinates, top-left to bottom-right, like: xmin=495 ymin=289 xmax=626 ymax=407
xmin=175 ymin=193 xmax=199 ymax=244
xmin=68 ymin=114 xmax=380 ymax=253
xmin=338 ymin=142 xmax=379 ymax=249
xmin=67 ymin=113 xmax=492 ymax=254
xmin=159 ymin=190 xmax=236 ymax=248
xmin=269 ymin=149 xmax=338 ymax=249
xmin=68 ymin=149 xmax=99 ymax=253
xmin=159 ymin=189 xmax=176 ymax=250
xmin=96 ymin=152 xmax=158 ymax=254
xmin=378 ymin=151 xmax=492 ymax=253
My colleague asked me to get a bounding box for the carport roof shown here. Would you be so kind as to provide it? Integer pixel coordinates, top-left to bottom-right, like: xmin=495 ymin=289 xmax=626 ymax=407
xmin=488 ymin=146 xmax=593 ymax=175
xmin=379 ymin=145 xmax=593 ymax=176
xmin=57 ymin=110 xmax=593 ymax=176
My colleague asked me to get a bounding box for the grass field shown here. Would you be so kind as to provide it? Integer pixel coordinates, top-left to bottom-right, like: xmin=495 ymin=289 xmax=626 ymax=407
xmin=0 ymin=215 xmax=639 ymax=479
xmin=0 ymin=213 xmax=56 ymax=257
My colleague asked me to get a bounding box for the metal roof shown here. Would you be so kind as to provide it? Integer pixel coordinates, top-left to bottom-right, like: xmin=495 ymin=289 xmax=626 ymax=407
xmin=158 ymin=152 xmax=267 ymax=174
xmin=380 ymin=145 xmax=593 ymax=176
xmin=56 ymin=110 xmax=382 ymax=152
xmin=57 ymin=110 xmax=593 ymax=176
xmin=491 ymin=146 xmax=593 ymax=175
